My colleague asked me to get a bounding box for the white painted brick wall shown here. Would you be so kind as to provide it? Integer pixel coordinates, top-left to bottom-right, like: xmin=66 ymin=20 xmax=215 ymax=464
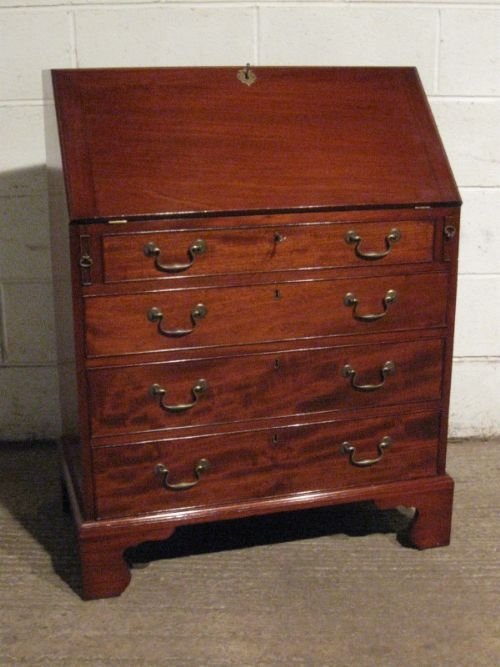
xmin=0 ymin=0 xmax=499 ymax=440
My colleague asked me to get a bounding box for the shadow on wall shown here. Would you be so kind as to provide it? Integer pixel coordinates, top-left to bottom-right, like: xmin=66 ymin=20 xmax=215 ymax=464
xmin=0 ymin=441 xmax=413 ymax=598
xmin=0 ymin=165 xmax=49 ymax=199
xmin=0 ymin=167 xmax=52 ymax=272
xmin=0 ymin=165 xmax=62 ymax=441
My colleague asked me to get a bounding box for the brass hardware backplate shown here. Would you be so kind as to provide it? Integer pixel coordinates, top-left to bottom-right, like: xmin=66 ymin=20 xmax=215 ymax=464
xmin=150 ymin=379 xmax=208 ymax=413
xmin=155 ymin=459 xmax=210 ymax=491
xmin=147 ymin=303 xmax=207 ymax=337
xmin=342 ymin=360 xmax=395 ymax=392
xmin=341 ymin=436 xmax=393 ymax=467
xmin=79 ymin=254 xmax=93 ymax=269
xmin=345 ymin=227 xmax=401 ymax=260
xmin=444 ymin=224 xmax=457 ymax=239
xmin=144 ymin=238 xmax=207 ymax=273
xmin=78 ymin=234 xmax=93 ymax=285
xmin=344 ymin=289 xmax=397 ymax=321
xmin=237 ymin=63 xmax=256 ymax=87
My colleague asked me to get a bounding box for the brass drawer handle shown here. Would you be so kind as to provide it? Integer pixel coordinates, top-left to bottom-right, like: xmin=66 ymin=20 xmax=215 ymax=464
xmin=341 ymin=436 xmax=393 ymax=467
xmin=79 ymin=254 xmax=93 ymax=269
xmin=150 ymin=379 xmax=208 ymax=413
xmin=147 ymin=304 xmax=207 ymax=337
xmin=342 ymin=360 xmax=396 ymax=392
xmin=155 ymin=459 xmax=210 ymax=491
xmin=144 ymin=239 xmax=207 ymax=273
xmin=345 ymin=228 xmax=401 ymax=260
xmin=344 ymin=289 xmax=397 ymax=321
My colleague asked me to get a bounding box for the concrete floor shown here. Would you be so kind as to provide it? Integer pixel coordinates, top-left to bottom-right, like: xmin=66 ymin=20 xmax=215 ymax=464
xmin=0 ymin=439 xmax=498 ymax=666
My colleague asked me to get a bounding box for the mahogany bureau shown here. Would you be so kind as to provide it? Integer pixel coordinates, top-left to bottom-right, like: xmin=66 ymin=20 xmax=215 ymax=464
xmin=44 ymin=66 xmax=461 ymax=599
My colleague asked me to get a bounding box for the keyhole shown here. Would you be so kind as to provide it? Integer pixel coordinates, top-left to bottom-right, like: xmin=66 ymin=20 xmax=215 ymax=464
xmin=274 ymin=358 xmax=281 ymax=370
xmin=274 ymin=288 xmax=282 ymax=300
xmin=272 ymin=433 xmax=279 ymax=444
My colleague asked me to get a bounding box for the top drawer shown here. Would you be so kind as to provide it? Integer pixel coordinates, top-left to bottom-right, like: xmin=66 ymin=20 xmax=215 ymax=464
xmin=101 ymin=220 xmax=435 ymax=283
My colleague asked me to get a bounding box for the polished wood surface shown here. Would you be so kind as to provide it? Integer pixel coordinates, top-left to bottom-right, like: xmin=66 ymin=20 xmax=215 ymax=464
xmin=47 ymin=67 xmax=460 ymax=599
xmin=88 ymin=338 xmax=443 ymax=437
xmin=73 ymin=469 xmax=454 ymax=599
xmin=51 ymin=67 xmax=460 ymax=221
xmin=84 ymin=272 xmax=448 ymax=357
xmin=101 ymin=219 xmax=435 ymax=283
xmin=93 ymin=410 xmax=440 ymax=519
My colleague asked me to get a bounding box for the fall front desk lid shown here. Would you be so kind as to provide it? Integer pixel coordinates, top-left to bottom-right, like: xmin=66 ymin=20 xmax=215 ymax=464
xmin=50 ymin=66 xmax=460 ymax=222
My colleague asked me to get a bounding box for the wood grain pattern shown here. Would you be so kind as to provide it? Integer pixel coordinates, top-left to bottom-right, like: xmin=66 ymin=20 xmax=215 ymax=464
xmin=101 ymin=219 xmax=435 ymax=283
xmin=375 ymin=474 xmax=454 ymax=549
xmin=75 ymin=470 xmax=455 ymax=599
xmin=47 ymin=67 xmax=460 ymax=599
xmin=88 ymin=338 xmax=444 ymax=437
xmin=93 ymin=410 xmax=440 ymax=520
xmin=51 ymin=67 xmax=460 ymax=221
xmin=84 ymin=271 xmax=448 ymax=357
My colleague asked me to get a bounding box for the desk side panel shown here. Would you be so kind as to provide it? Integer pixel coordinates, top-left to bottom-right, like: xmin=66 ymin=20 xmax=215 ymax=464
xmin=44 ymin=71 xmax=94 ymax=518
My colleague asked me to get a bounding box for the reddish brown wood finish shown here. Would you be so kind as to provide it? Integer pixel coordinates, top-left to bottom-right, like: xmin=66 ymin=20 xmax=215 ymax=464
xmin=375 ymin=474 xmax=454 ymax=549
xmin=88 ymin=338 xmax=444 ymax=437
xmin=84 ymin=272 xmax=448 ymax=357
xmin=79 ymin=520 xmax=176 ymax=600
xmin=93 ymin=410 xmax=440 ymax=519
xmin=46 ymin=67 xmax=460 ymax=599
xmin=101 ymin=219 xmax=435 ymax=283
xmin=51 ymin=68 xmax=460 ymax=221
xmin=75 ymin=471 xmax=454 ymax=598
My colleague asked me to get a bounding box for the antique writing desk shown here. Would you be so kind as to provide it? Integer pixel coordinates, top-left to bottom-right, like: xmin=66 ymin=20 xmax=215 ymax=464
xmin=45 ymin=67 xmax=460 ymax=599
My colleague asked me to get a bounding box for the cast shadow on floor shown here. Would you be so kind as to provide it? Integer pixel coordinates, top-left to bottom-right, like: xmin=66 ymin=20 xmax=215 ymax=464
xmin=0 ymin=441 xmax=413 ymax=596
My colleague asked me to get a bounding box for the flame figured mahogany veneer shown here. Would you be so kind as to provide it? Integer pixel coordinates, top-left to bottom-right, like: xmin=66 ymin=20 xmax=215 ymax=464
xmin=45 ymin=67 xmax=461 ymax=599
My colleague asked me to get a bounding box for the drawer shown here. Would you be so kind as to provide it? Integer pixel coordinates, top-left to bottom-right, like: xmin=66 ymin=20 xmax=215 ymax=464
xmin=93 ymin=411 xmax=440 ymax=519
xmin=101 ymin=220 xmax=434 ymax=283
xmin=85 ymin=271 xmax=448 ymax=357
xmin=88 ymin=338 xmax=444 ymax=437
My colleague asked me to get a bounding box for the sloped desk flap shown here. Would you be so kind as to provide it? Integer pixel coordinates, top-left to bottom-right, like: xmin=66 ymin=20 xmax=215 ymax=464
xmin=51 ymin=67 xmax=460 ymax=222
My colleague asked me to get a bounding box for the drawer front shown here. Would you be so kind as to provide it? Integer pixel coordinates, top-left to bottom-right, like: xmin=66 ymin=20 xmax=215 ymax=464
xmin=102 ymin=220 xmax=435 ymax=283
xmin=85 ymin=272 xmax=448 ymax=357
xmin=93 ymin=411 xmax=440 ymax=519
xmin=88 ymin=338 xmax=444 ymax=437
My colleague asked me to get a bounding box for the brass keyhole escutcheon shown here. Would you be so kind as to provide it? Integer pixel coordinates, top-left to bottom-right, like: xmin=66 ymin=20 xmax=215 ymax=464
xmin=237 ymin=63 xmax=256 ymax=87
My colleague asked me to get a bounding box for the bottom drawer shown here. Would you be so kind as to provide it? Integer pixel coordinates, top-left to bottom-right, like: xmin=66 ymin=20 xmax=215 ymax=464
xmin=93 ymin=411 xmax=440 ymax=519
